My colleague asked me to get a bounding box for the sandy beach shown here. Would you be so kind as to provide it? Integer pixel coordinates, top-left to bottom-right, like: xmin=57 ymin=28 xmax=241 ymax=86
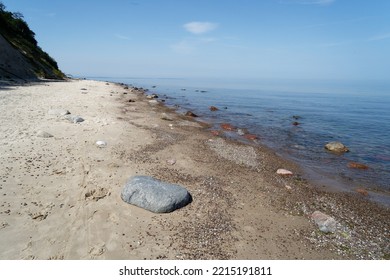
xmin=0 ymin=79 xmax=388 ymax=260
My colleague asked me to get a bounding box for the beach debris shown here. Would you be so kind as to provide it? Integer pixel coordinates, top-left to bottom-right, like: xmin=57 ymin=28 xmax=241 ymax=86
xmin=348 ymin=162 xmax=369 ymax=170
xmin=64 ymin=115 xmax=84 ymax=123
xmin=276 ymin=168 xmax=293 ymax=176
xmin=161 ymin=113 xmax=174 ymax=121
xmin=185 ymin=111 xmax=198 ymax=117
xmin=244 ymin=134 xmax=258 ymax=141
xmin=210 ymin=106 xmax=219 ymax=111
xmin=220 ymin=123 xmax=235 ymax=131
xmin=121 ymin=176 xmax=192 ymax=213
xmin=30 ymin=211 xmax=48 ymax=221
xmin=48 ymin=108 xmax=70 ymax=116
xmin=324 ymin=141 xmax=349 ymax=153
xmin=95 ymin=140 xmax=107 ymax=148
xmin=166 ymin=159 xmax=176 ymax=165
xmin=356 ymin=188 xmax=369 ymax=196
xmin=311 ymin=211 xmax=337 ymax=233
xmin=36 ymin=130 xmax=53 ymax=138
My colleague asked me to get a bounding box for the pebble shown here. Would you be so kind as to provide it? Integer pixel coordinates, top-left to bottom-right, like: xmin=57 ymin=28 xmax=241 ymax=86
xmin=311 ymin=211 xmax=337 ymax=233
xmin=276 ymin=169 xmax=293 ymax=175
xmin=166 ymin=159 xmax=176 ymax=165
xmin=96 ymin=141 xmax=107 ymax=148
xmin=348 ymin=162 xmax=369 ymax=170
xmin=324 ymin=141 xmax=349 ymax=153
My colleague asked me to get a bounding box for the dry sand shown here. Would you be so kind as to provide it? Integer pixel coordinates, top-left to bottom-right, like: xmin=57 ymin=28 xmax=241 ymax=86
xmin=0 ymin=79 xmax=389 ymax=260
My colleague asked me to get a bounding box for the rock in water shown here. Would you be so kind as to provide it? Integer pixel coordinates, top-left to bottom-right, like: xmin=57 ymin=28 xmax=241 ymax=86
xmin=121 ymin=176 xmax=192 ymax=213
xmin=324 ymin=141 xmax=349 ymax=153
xmin=311 ymin=211 xmax=337 ymax=233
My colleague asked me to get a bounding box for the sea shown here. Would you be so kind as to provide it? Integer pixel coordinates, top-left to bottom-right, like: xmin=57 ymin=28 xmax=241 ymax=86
xmin=92 ymin=77 xmax=390 ymax=206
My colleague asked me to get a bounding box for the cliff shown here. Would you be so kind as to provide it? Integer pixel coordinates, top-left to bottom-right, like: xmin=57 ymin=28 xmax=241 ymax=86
xmin=0 ymin=2 xmax=65 ymax=81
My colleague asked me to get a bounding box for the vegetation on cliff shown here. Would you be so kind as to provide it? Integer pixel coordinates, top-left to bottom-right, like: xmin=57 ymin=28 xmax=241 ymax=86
xmin=0 ymin=2 xmax=64 ymax=79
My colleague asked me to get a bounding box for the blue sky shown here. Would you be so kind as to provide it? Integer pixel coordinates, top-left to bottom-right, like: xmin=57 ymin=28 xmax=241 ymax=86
xmin=2 ymin=0 xmax=390 ymax=80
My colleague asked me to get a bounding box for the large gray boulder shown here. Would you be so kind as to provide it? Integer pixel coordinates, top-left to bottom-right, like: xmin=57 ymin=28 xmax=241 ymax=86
xmin=121 ymin=176 xmax=192 ymax=213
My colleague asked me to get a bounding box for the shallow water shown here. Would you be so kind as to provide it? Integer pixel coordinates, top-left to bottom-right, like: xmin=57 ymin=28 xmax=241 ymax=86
xmin=95 ymin=77 xmax=390 ymax=205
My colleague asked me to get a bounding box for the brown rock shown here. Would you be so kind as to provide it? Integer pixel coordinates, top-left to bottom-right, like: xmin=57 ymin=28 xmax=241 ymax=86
xmin=348 ymin=162 xmax=369 ymax=170
xmin=244 ymin=134 xmax=258 ymax=140
xmin=221 ymin=123 xmax=235 ymax=131
xmin=356 ymin=188 xmax=369 ymax=196
xmin=185 ymin=111 xmax=198 ymax=117
xmin=210 ymin=130 xmax=220 ymax=136
xmin=210 ymin=106 xmax=219 ymax=111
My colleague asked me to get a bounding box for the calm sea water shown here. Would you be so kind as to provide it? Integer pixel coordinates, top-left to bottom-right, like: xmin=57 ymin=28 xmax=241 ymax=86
xmin=95 ymin=77 xmax=390 ymax=205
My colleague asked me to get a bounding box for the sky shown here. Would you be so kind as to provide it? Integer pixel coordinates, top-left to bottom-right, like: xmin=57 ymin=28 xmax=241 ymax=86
xmin=2 ymin=0 xmax=390 ymax=81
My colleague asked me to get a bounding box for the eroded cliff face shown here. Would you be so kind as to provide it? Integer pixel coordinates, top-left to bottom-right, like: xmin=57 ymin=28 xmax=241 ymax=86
xmin=0 ymin=34 xmax=37 ymax=80
xmin=0 ymin=3 xmax=65 ymax=81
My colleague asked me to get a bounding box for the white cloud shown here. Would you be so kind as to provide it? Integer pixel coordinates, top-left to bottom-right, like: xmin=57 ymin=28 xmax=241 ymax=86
xmin=183 ymin=22 xmax=218 ymax=35
xmin=368 ymin=33 xmax=390 ymax=41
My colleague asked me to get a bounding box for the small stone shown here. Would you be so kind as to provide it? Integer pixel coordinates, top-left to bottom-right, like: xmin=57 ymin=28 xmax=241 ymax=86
xmin=285 ymin=185 xmax=292 ymax=190
xmin=166 ymin=159 xmax=176 ymax=165
xmin=210 ymin=130 xmax=220 ymax=136
xmin=276 ymin=169 xmax=293 ymax=175
xmin=64 ymin=115 xmax=84 ymax=123
xmin=244 ymin=134 xmax=258 ymax=140
xmin=209 ymin=106 xmax=219 ymax=111
xmin=237 ymin=128 xmax=248 ymax=136
xmin=356 ymin=188 xmax=369 ymax=196
xmin=325 ymin=141 xmax=349 ymax=153
xmin=146 ymin=94 xmax=158 ymax=99
xmin=311 ymin=211 xmax=337 ymax=233
xmin=96 ymin=141 xmax=107 ymax=148
xmin=185 ymin=111 xmax=198 ymax=117
xmin=220 ymin=123 xmax=235 ymax=131
xmin=36 ymin=130 xmax=53 ymax=138
xmin=292 ymin=122 xmax=300 ymax=126
xmin=348 ymin=162 xmax=369 ymax=170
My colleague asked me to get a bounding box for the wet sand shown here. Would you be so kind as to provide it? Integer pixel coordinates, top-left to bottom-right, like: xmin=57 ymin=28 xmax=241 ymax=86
xmin=0 ymin=79 xmax=388 ymax=260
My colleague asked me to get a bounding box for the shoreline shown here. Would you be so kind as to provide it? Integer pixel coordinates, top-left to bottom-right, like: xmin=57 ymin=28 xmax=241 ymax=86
xmin=0 ymin=79 xmax=389 ymax=259
xmin=111 ymin=78 xmax=390 ymax=208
